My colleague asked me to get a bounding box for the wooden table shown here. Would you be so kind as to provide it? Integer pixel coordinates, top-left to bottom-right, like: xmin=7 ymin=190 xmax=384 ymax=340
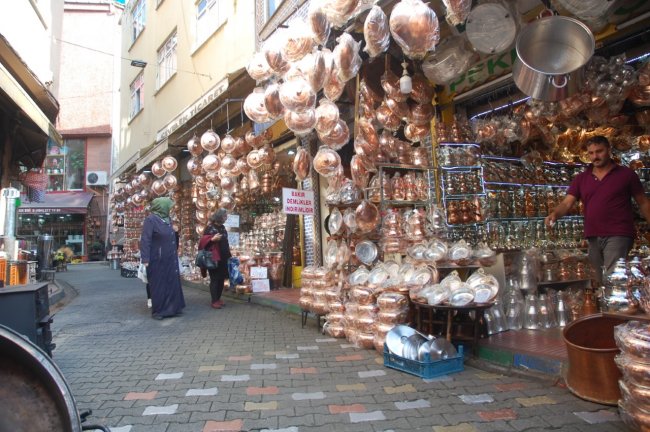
xmin=411 ymin=301 xmax=492 ymax=357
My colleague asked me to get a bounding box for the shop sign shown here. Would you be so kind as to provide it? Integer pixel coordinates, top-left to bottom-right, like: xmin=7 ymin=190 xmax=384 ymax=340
xmin=282 ymin=188 xmax=314 ymax=215
xmin=155 ymin=76 xmax=229 ymax=142
xmin=445 ymin=48 xmax=517 ymax=95
xmin=250 ymin=266 xmax=268 ymax=279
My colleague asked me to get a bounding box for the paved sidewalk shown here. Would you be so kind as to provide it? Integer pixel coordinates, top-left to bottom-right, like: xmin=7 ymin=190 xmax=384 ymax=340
xmin=50 ymin=264 xmax=627 ymax=432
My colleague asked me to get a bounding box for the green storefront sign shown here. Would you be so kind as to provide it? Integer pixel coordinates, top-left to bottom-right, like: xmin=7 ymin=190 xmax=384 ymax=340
xmin=445 ymin=48 xmax=518 ymax=96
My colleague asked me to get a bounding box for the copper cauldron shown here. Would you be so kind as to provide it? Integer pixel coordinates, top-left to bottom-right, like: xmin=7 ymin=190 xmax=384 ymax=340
xmin=0 ymin=324 xmax=110 ymax=431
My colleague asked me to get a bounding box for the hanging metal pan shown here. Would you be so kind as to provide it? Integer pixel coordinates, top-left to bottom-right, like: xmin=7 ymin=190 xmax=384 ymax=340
xmin=513 ymin=16 xmax=594 ymax=102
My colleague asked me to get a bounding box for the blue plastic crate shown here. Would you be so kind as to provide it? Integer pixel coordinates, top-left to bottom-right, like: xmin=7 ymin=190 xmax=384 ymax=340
xmin=383 ymin=343 xmax=464 ymax=379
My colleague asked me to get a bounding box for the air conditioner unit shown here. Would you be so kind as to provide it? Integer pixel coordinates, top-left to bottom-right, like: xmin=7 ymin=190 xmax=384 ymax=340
xmin=86 ymin=171 xmax=108 ymax=186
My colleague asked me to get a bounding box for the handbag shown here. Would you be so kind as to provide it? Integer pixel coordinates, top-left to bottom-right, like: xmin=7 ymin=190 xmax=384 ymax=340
xmin=137 ymin=262 xmax=148 ymax=283
xmin=195 ymin=249 xmax=217 ymax=270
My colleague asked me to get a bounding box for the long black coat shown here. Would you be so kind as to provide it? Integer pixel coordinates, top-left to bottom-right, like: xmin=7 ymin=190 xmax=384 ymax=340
xmin=202 ymin=223 xmax=231 ymax=277
xmin=140 ymin=214 xmax=185 ymax=317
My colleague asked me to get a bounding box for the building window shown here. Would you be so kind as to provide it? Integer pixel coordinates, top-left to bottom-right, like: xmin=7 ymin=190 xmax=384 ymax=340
xmin=196 ymin=0 xmax=227 ymax=46
xmin=267 ymin=0 xmax=284 ymax=20
xmin=64 ymin=139 xmax=86 ymax=191
xmin=130 ymin=72 xmax=144 ymax=120
xmin=131 ymin=0 xmax=146 ymax=43
xmin=157 ymin=31 xmax=177 ymax=90
xmin=43 ymin=140 xmax=86 ymax=191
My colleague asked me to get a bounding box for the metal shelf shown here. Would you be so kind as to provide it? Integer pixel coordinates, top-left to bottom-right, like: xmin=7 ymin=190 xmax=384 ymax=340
xmin=484 ymin=181 xmax=569 ymax=188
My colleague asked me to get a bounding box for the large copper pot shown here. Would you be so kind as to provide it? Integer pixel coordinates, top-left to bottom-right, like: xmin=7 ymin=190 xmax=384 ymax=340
xmin=562 ymin=314 xmax=626 ymax=405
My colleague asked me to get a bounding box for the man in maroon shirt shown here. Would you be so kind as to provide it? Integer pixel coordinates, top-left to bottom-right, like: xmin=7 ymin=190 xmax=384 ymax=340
xmin=545 ymin=135 xmax=650 ymax=285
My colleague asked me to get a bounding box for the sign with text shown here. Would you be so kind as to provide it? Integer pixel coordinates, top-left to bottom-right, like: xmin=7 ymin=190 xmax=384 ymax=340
xmin=282 ymin=188 xmax=314 ymax=215
xmin=444 ymin=48 xmax=517 ymax=95
xmin=227 ymin=232 xmax=239 ymax=247
xmin=252 ymin=279 xmax=270 ymax=292
xmin=250 ymin=266 xmax=268 ymax=279
xmin=224 ymin=214 xmax=240 ymax=228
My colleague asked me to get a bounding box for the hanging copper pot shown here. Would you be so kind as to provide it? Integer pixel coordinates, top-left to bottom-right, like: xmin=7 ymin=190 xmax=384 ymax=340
xmin=220 ymin=135 xmax=237 ymax=154
xmin=280 ymin=77 xmax=316 ymax=113
xmin=355 ymin=199 xmax=380 ymax=233
xmin=202 ymin=154 xmax=220 ymax=172
xmin=187 ymin=156 xmax=201 ymax=176
xmin=315 ymin=98 xmax=340 ymax=134
xmin=246 ymin=51 xmax=273 ymax=81
xmin=151 ymin=161 xmax=166 ymax=178
xmin=324 ymin=70 xmax=345 ymax=102
xmin=137 ymin=172 xmax=151 ymax=187
xmin=404 ymin=123 xmax=430 ymax=143
xmin=220 ymin=176 xmax=235 ymax=192
xmin=244 ymin=87 xmax=272 ymax=124
xmin=263 ymin=33 xmax=290 ymax=75
xmin=162 ymin=156 xmax=178 ymax=172
xmin=220 ymin=154 xmax=237 ymax=170
xmin=284 ymin=108 xmax=317 ymax=136
xmin=236 ymin=158 xmax=250 ymax=174
xmin=281 ymin=21 xmax=314 ymax=62
xmin=319 ymin=119 xmax=349 ymax=150
xmin=389 ymin=0 xmax=440 ymax=60
xmin=219 ymin=193 xmax=236 ymax=211
xmin=195 ymin=175 xmax=206 ymax=188
xmin=376 ymin=103 xmax=401 ymax=131
xmin=306 ymin=50 xmax=327 ymax=92
xmin=357 ymin=118 xmax=380 ymax=154
xmin=409 ymin=102 xmax=434 ymax=125
xmin=293 ymin=147 xmax=311 ymax=181
xmin=262 ymin=83 xmax=284 ymax=120
xmin=246 ymin=150 xmax=264 ymax=169
xmin=385 ymin=97 xmax=409 ymax=120
xmin=350 ymin=155 xmax=370 ymax=189
xmin=205 ymin=170 xmax=219 ymax=182
xmin=200 ymin=129 xmax=220 ymax=152
xmin=152 ymin=179 xmax=167 ymax=195
xmin=333 ymin=32 xmax=361 ymax=82
xmin=410 ymin=73 xmax=435 ymax=104
xmin=163 ymin=174 xmax=177 ymax=191
xmin=313 ymin=146 xmax=342 ymax=177
xmin=308 ymin=2 xmax=330 ymax=45
xmin=195 ymin=196 xmax=207 ymax=210
xmin=187 ymin=134 xmax=203 ymax=156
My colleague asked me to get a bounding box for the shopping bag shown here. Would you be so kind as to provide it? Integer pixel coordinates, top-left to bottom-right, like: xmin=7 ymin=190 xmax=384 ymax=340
xmin=195 ymin=250 xmax=217 ymax=270
xmin=137 ymin=262 xmax=148 ymax=283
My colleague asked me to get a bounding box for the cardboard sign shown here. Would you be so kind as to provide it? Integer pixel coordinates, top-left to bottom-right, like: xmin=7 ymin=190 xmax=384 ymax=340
xmin=224 ymin=214 xmax=240 ymax=228
xmin=282 ymin=188 xmax=314 ymax=215
xmin=227 ymin=232 xmax=239 ymax=247
xmin=250 ymin=266 xmax=268 ymax=279
xmin=252 ymin=279 xmax=270 ymax=292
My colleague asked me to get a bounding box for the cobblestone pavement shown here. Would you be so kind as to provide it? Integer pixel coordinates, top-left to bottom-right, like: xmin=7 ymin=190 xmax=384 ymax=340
xmin=50 ymin=264 xmax=628 ymax=432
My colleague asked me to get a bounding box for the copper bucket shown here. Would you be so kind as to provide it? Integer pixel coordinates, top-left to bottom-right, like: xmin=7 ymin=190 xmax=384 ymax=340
xmin=562 ymin=313 xmax=626 ymax=405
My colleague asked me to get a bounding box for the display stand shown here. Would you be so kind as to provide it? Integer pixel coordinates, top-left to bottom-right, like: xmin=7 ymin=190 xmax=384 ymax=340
xmin=411 ymin=301 xmax=491 ymax=357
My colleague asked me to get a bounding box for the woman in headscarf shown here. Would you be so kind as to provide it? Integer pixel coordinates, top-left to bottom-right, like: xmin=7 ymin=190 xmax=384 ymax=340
xmin=140 ymin=197 xmax=185 ymax=319
xmin=198 ymin=208 xmax=231 ymax=309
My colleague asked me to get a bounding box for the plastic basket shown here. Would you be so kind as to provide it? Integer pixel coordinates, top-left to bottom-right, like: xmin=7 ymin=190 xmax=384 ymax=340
xmin=120 ymin=267 xmax=138 ymax=278
xmin=383 ymin=343 xmax=464 ymax=379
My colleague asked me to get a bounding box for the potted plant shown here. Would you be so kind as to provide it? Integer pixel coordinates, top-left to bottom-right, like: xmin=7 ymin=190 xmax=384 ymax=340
xmin=89 ymin=241 xmax=104 ymax=261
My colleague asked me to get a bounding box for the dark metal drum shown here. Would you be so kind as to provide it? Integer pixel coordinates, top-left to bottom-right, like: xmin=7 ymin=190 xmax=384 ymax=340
xmin=0 ymin=324 xmax=82 ymax=431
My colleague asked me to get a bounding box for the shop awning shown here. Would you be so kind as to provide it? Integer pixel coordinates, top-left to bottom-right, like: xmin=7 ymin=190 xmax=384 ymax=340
xmin=18 ymin=192 xmax=94 ymax=215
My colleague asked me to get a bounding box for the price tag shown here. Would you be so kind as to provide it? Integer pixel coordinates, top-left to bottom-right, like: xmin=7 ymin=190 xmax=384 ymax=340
xmin=252 ymin=279 xmax=270 ymax=292
xmin=250 ymin=266 xmax=268 ymax=279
